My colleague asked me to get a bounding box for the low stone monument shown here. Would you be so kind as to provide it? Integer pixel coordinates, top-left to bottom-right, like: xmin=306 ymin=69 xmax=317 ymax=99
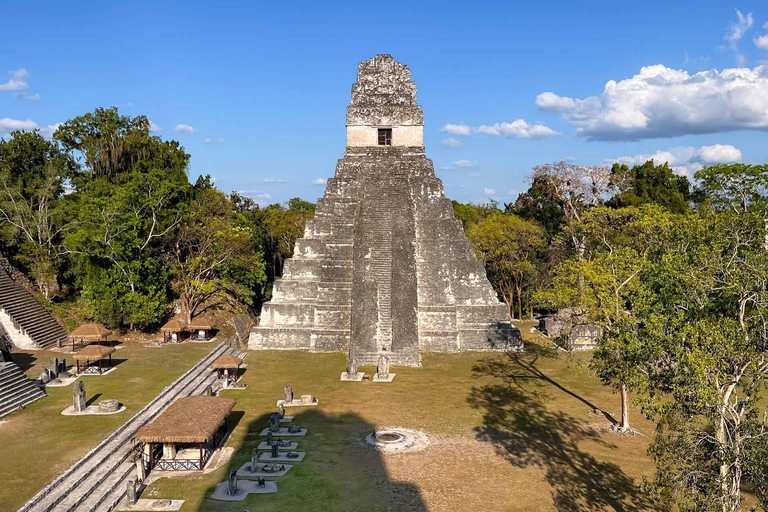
xmin=340 ymin=357 xmax=365 ymax=381
xmin=284 ymin=383 xmax=292 ymax=403
xmin=227 ymin=470 xmax=239 ymax=496
xmin=287 ymin=425 xmax=301 ymax=434
xmin=269 ymin=412 xmax=280 ymax=432
xmin=250 ymin=448 xmax=258 ymax=472
xmin=73 ymin=381 xmax=86 ymax=412
xmin=126 ymin=480 xmax=137 ymax=506
xmin=266 ymin=430 xmax=273 ymax=446
xmin=257 ymin=476 xmax=266 ymax=488
xmin=373 ymin=355 xmax=396 ymax=382
xmin=271 ymin=443 xmax=279 ymax=458
xmin=300 ymin=394 xmax=313 ymax=405
xmin=278 ymin=403 xmax=285 ymax=419
xmin=40 ymin=367 xmax=51 ymax=384
xmin=277 ymin=384 xmax=318 ymax=407
xmin=98 ymin=399 xmax=120 ymax=413
xmin=50 ymin=357 xmax=59 ymax=379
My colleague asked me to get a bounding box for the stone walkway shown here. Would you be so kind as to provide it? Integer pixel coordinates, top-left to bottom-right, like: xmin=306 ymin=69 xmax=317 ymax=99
xmin=18 ymin=340 xmax=246 ymax=512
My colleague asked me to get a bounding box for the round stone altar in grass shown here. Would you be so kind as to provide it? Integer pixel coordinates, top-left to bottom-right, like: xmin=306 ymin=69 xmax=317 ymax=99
xmin=364 ymin=428 xmax=429 ymax=454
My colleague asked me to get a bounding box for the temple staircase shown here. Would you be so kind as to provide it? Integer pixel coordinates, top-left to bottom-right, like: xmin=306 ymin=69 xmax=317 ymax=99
xmin=0 ymin=269 xmax=67 ymax=350
xmin=0 ymin=361 xmax=46 ymax=418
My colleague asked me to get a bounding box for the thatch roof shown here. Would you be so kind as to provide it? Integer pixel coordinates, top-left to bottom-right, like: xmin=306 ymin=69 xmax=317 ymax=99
xmin=211 ymin=354 xmax=242 ymax=369
xmin=73 ymin=344 xmax=116 ymax=361
xmin=160 ymin=318 xmax=187 ymax=332
xmin=69 ymin=323 xmax=112 ymax=340
xmin=134 ymin=396 xmax=236 ymax=443
xmin=187 ymin=317 xmax=213 ymax=330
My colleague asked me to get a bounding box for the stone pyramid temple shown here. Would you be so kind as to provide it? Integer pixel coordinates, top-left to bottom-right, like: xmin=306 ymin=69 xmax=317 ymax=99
xmin=249 ymin=54 xmax=522 ymax=366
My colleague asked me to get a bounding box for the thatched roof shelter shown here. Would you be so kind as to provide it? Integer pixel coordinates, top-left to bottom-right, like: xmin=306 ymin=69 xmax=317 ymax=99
xmin=160 ymin=319 xmax=187 ymax=333
xmin=187 ymin=317 xmax=213 ymax=330
xmin=135 ymin=396 xmax=236 ymax=443
xmin=73 ymin=344 xmax=116 ymax=361
xmin=211 ymin=354 xmax=243 ymax=370
xmin=68 ymin=323 xmax=112 ymax=341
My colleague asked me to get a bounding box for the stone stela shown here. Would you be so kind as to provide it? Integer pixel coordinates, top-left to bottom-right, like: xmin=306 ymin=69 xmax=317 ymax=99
xmin=249 ymin=54 xmax=523 ymax=367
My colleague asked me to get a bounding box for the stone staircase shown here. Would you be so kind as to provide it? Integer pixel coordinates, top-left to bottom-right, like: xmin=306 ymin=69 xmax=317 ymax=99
xmin=0 ymin=269 xmax=67 ymax=350
xmin=0 ymin=361 xmax=46 ymax=418
xmin=362 ymin=191 xmax=395 ymax=350
xmin=18 ymin=340 xmax=246 ymax=512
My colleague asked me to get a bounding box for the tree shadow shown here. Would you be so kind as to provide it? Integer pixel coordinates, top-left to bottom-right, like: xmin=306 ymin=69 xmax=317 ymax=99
xmin=468 ymin=350 xmax=653 ymax=511
xmin=192 ymin=409 xmax=427 ymax=512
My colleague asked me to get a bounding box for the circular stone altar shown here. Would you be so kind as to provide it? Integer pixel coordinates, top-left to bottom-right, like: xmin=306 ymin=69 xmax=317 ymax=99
xmin=364 ymin=428 xmax=429 ymax=454
xmin=150 ymin=499 xmax=173 ymax=510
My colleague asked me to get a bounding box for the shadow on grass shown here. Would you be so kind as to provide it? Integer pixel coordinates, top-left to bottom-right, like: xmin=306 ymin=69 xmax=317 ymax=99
xmin=468 ymin=349 xmax=652 ymax=512
xmin=193 ymin=409 xmax=426 ymax=512
xmin=10 ymin=352 xmax=36 ymax=372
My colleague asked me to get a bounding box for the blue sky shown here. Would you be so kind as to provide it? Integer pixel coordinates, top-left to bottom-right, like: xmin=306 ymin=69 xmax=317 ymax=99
xmin=2 ymin=1 xmax=768 ymax=206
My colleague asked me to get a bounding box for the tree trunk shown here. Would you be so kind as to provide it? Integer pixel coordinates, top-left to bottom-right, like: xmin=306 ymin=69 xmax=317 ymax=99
xmin=516 ymin=281 xmax=523 ymax=322
xmin=186 ymin=309 xmax=192 ymax=324
xmin=620 ymin=381 xmax=630 ymax=431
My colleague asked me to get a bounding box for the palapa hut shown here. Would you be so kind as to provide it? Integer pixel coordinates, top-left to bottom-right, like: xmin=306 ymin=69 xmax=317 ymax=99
xmin=211 ymin=354 xmax=243 ymax=388
xmin=73 ymin=344 xmax=116 ymax=374
xmin=187 ymin=316 xmax=214 ymax=341
xmin=160 ymin=318 xmax=187 ymax=343
xmin=134 ymin=396 xmax=236 ymax=471
xmin=68 ymin=323 xmax=111 ymax=351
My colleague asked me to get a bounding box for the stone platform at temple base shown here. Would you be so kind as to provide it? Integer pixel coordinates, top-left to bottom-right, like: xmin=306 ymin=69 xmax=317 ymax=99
xmin=259 ymin=427 xmax=307 ymax=436
xmin=259 ymin=451 xmax=306 ymax=462
xmin=280 ymin=416 xmax=293 ymax=423
xmin=236 ymin=462 xmax=293 ymax=478
xmin=340 ymin=372 xmax=365 ymax=381
xmin=258 ymin=441 xmax=298 ymax=450
xmin=62 ymin=402 xmax=126 ymax=416
xmin=210 ymin=480 xmax=277 ymax=501
xmin=276 ymin=396 xmax=318 ymax=407
xmin=118 ymin=499 xmax=184 ymax=511
xmin=372 ymin=373 xmax=396 ymax=383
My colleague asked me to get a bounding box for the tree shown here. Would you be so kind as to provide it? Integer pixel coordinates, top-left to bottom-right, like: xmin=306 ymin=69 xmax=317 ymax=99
xmin=168 ymin=186 xmax=266 ymax=323
xmin=507 ymin=175 xmax=566 ymax=239
xmin=606 ymin=160 xmax=691 ymax=213
xmin=467 ymin=214 xmax=546 ymax=321
xmin=536 ymin=207 xmax=657 ymax=432
xmin=452 ymin=200 xmax=502 ymax=231
xmin=641 ymin=210 xmax=768 ymax=512
xmin=528 ymin=162 xmax=613 ymax=267
xmin=59 ymin=108 xmax=191 ymax=329
xmin=0 ymin=130 xmax=75 ymax=299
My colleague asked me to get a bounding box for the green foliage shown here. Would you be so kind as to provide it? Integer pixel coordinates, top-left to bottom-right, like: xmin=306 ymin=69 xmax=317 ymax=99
xmin=507 ymin=175 xmax=566 ymax=239
xmin=607 ymin=161 xmax=691 ymax=213
xmin=467 ymin=214 xmax=546 ymax=320
xmin=694 ymin=163 xmax=768 ymax=214
xmin=451 ymin=200 xmax=501 ymax=231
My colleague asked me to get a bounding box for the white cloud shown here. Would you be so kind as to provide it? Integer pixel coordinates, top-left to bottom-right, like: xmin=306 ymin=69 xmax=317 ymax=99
xmin=174 ymin=124 xmax=196 ymax=134
xmin=149 ymin=120 xmax=162 ymax=133
xmin=467 ymin=172 xmax=485 ymax=177
xmin=13 ymin=92 xmax=40 ymax=100
xmin=263 ymin=178 xmax=284 ymax=183
xmin=0 ymin=118 xmax=59 ymax=139
xmin=475 ymin=120 xmax=559 ymax=139
xmin=603 ymin=144 xmax=743 ymax=177
xmin=564 ymin=155 xmax=577 ymax=162
xmin=484 ymin=187 xmax=496 ymax=195
xmin=455 ymin=160 xmax=477 ymax=168
xmin=0 ymin=69 xmax=29 ymax=91
xmin=755 ymin=22 xmax=768 ymax=51
xmin=537 ymin=64 xmax=768 ymax=140
xmin=506 ymin=189 xmax=519 ymax=196
xmin=441 ymin=123 xmax=471 ymax=136
xmin=725 ymin=10 xmax=753 ymax=65
xmin=441 ymin=137 xmax=462 ymax=147
xmin=204 ymin=137 xmax=225 ymax=144
xmin=311 ymin=178 xmax=327 ymax=186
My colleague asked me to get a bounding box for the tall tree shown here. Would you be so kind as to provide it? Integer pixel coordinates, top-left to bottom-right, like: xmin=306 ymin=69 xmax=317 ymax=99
xmin=508 ymin=175 xmax=566 ymax=239
xmin=0 ymin=130 xmax=75 ymax=298
xmin=168 ymin=186 xmax=266 ymax=323
xmin=606 ymin=160 xmax=691 ymax=213
xmin=468 ymin=214 xmax=546 ymax=321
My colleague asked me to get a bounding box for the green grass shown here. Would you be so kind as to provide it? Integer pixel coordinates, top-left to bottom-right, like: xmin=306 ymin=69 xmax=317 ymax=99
xmin=0 ymin=324 xmax=662 ymax=511
xmin=0 ymin=340 xmax=214 ymax=512
xmin=144 ymin=323 xmax=658 ymax=511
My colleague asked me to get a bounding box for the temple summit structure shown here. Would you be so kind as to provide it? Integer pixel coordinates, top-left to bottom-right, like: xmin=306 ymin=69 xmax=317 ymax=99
xmin=249 ymin=54 xmax=523 ymax=366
